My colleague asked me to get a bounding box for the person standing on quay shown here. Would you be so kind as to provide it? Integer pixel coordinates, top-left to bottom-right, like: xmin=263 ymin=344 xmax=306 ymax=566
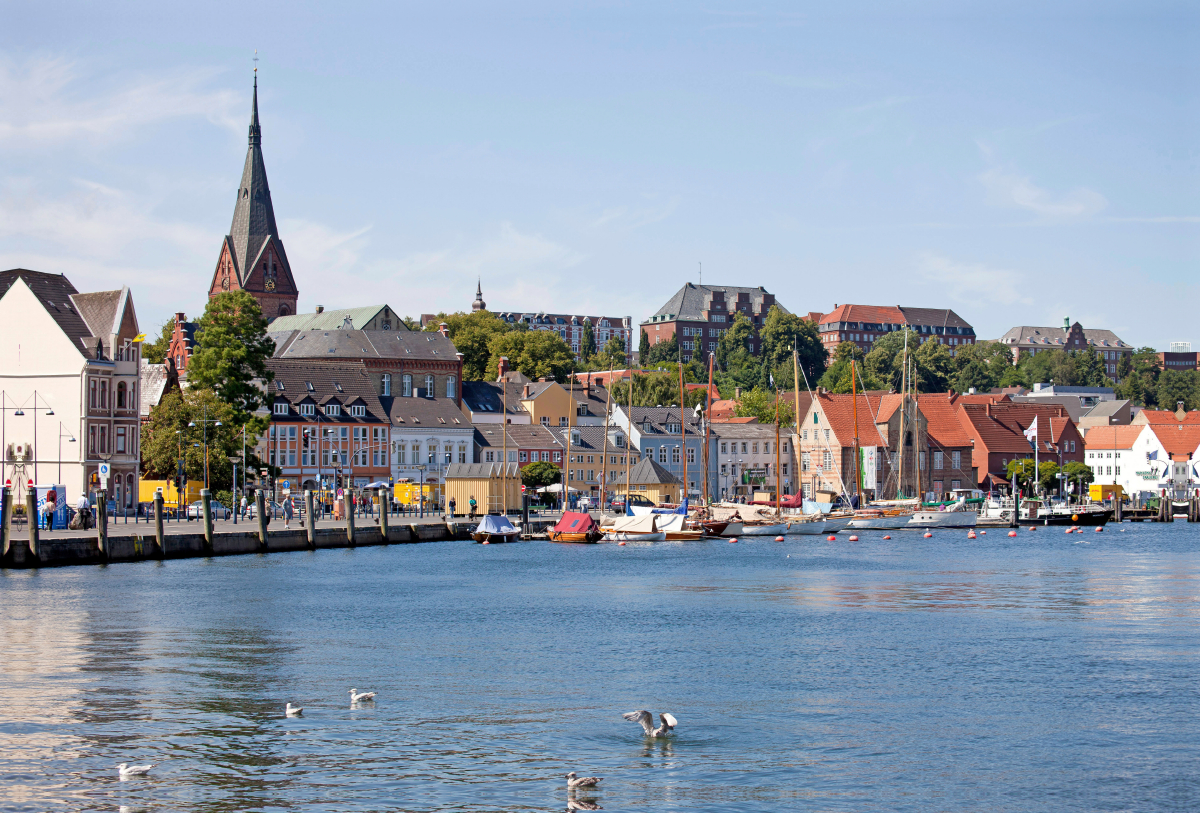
xmin=45 ymin=488 xmax=57 ymax=531
xmin=283 ymin=496 xmax=293 ymax=530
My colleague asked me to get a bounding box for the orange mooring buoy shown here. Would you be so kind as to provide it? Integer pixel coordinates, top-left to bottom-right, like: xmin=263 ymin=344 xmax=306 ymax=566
xmin=618 ymin=541 xmax=626 ymax=546
xmin=967 ymin=532 xmax=976 ymax=539
xmin=923 ymin=532 xmax=933 ymax=538
xmin=826 ymin=535 xmax=836 ymax=541
xmin=883 ymin=535 xmax=891 ymax=540
xmin=729 ymin=538 xmax=738 ymax=543
xmin=1008 ymin=530 xmax=1018 ymax=537
xmin=848 ymin=535 xmax=859 ymax=541
xmin=1095 ymin=526 xmax=1103 ymax=532
xmin=775 ymin=535 xmax=785 ymax=541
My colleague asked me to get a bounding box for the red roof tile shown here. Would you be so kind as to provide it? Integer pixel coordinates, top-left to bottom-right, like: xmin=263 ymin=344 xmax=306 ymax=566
xmin=1148 ymin=424 xmax=1200 ymax=459
xmin=956 ymin=401 xmax=1076 ymax=454
xmin=1138 ymin=409 xmax=1200 ymax=425
xmin=814 ymin=392 xmax=887 ymax=446
xmin=917 ymin=393 xmax=973 ymax=447
xmin=1084 ymin=425 xmax=1144 ymax=450
xmin=818 ymin=304 xmax=905 ymax=326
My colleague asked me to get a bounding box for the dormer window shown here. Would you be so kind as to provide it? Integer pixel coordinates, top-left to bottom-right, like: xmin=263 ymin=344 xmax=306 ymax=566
xmin=299 ymin=403 xmax=315 ymax=416
xmin=350 ymin=405 xmax=366 ymax=417
xmin=276 ymin=381 xmax=285 ymax=391
xmin=273 ymin=401 xmax=289 ymax=416
xmin=325 ymin=404 xmax=340 ymax=417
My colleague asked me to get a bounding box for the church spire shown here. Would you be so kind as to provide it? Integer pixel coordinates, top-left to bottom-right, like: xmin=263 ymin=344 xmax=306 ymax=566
xmin=472 ymin=278 xmax=486 ymax=311
xmin=249 ymin=68 xmax=261 ymax=145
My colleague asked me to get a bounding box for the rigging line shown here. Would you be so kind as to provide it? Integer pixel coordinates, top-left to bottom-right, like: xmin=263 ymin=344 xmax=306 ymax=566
xmin=794 ymin=357 xmax=852 ymax=503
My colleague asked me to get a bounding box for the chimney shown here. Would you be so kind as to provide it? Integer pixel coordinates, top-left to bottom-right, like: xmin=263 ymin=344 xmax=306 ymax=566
xmin=968 ymin=387 xmax=976 ymax=395
xmin=523 ymin=384 xmax=531 ymax=399
xmin=497 ymin=356 xmax=509 ymax=381
xmin=316 ymin=306 xmax=324 ymax=314
xmin=438 ymin=321 xmax=449 ymax=337
xmin=735 ymin=387 xmax=742 ymax=399
xmin=175 ymin=311 xmax=185 ymax=323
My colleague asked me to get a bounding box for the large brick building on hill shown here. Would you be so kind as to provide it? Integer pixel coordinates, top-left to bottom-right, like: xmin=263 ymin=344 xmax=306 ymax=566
xmin=642 ymin=283 xmax=787 ymax=363
xmin=811 ymin=304 xmax=976 ymax=356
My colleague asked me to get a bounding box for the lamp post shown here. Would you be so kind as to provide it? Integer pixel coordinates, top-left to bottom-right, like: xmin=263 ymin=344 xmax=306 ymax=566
xmin=58 ymin=423 xmax=76 ymax=484
xmin=188 ymin=405 xmax=222 ymax=489
xmin=414 ymin=463 xmax=427 ymax=517
xmin=229 ymin=456 xmax=241 ymax=523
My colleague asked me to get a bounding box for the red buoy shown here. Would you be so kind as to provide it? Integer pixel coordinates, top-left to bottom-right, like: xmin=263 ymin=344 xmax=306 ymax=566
xmin=729 ymin=538 xmax=738 ymax=543
xmin=848 ymin=535 xmax=859 ymax=541
xmin=618 ymin=541 xmax=626 ymax=546
xmin=1095 ymin=526 xmax=1103 ymax=532
xmin=967 ymin=532 xmax=976 ymax=539
xmin=1008 ymin=530 xmax=1018 ymax=537
xmin=883 ymin=535 xmax=891 ymax=540
xmin=775 ymin=535 xmax=785 ymax=541
xmin=923 ymin=532 xmax=933 ymax=538
xmin=826 ymin=535 xmax=836 ymax=541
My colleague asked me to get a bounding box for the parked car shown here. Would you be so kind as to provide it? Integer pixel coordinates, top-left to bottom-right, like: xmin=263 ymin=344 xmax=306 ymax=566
xmin=609 ymin=494 xmax=655 ymax=512
xmin=187 ymin=499 xmax=228 ymax=519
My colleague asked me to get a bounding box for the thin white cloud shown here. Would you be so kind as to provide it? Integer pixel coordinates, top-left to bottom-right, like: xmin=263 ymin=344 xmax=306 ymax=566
xmin=978 ymin=166 xmax=1107 ymax=218
xmin=281 ymin=218 xmax=372 ymax=285
xmin=916 ymin=251 xmax=1032 ymax=307
xmin=588 ymin=197 xmax=679 ymax=230
xmin=0 ymin=56 xmax=243 ymax=146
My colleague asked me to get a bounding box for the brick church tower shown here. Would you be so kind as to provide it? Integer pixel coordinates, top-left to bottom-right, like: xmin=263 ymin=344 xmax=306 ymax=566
xmin=208 ymin=72 xmax=299 ymax=321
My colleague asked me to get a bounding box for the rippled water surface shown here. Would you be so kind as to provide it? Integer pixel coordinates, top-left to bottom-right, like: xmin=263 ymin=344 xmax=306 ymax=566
xmin=2 ymin=524 xmax=1198 ymax=812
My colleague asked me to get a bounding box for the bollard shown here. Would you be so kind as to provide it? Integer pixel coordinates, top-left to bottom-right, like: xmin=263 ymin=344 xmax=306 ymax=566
xmin=255 ymin=489 xmax=268 ymax=548
xmin=1010 ymin=490 xmax=1020 ymax=528
xmin=95 ymin=493 xmax=108 ymax=559
xmin=304 ymin=489 xmax=316 ymax=549
xmin=380 ymin=494 xmax=390 ymax=542
xmin=345 ymin=492 xmax=356 ymax=545
xmin=26 ymin=489 xmax=41 ymax=561
xmin=0 ymin=486 xmax=9 ymax=559
xmin=200 ymin=488 xmax=214 ymax=550
xmin=153 ymin=491 xmax=165 ymax=555
xmin=1114 ymin=496 xmax=1122 ymax=523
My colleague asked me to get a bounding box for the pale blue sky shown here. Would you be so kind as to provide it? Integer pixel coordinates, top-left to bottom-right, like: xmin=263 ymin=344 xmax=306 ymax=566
xmin=2 ymin=2 xmax=1197 ymax=348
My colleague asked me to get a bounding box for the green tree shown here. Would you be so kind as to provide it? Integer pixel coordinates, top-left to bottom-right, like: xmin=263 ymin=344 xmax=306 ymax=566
xmin=1037 ymin=461 xmax=1061 ymax=493
xmin=424 ymin=309 xmax=515 ymax=380
xmin=757 ymin=307 xmax=827 ymax=390
xmin=608 ymin=372 xmax=706 ymax=409
xmin=521 ymin=460 xmax=561 ymax=489
xmin=1116 ymin=347 xmax=1163 ymax=407
xmin=486 ymin=330 xmax=576 ymax=382
xmin=818 ymin=342 xmax=883 ymax=393
xmin=141 ymin=317 xmax=175 ymax=364
xmin=713 ymin=312 xmax=761 ymax=393
xmin=913 ymin=338 xmax=954 ymax=393
xmin=1006 ymin=458 xmax=1038 ymax=492
xmin=1063 ymin=461 xmax=1094 ymax=492
xmin=735 ymin=387 xmax=794 ymax=426
xmin=1074 ymin=350 xmax=1112 ymax=387
xmin=185 ymin=291 xmax=275 ymax=419
xmin=639 ymin=329 xmax=650 ymax=361
xmin=596 ymin=335 xmax=628 ymax=369
xmin=642 ymin=334 xmax=679 ymax=368
xmin=1156 ymin=369 xmax=1200 ymax=412
xmin=140 ymin=388 xmax=265 ymax=491
xmin=580 ymin=320 xmax=596 ymax=360
xmin=950 ymin=341 xmax=1014 ymax=394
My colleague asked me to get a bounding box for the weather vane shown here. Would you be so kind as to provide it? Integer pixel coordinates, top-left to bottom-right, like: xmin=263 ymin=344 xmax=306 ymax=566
xmin=253 ymin=49 xmax=258 ymax=74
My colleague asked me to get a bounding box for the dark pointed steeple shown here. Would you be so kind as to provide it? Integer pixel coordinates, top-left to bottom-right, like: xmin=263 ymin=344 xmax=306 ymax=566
xmin=210 ymin=67 xmax=298 ymax=320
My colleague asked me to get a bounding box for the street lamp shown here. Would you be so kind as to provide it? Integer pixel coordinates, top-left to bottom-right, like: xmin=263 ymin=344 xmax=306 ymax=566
xmin=414 ymin=463 xmax=427 ymax=517
xmin=58 ymin=423 xmax=76 ymax=484
xmin=188 ymin=405 xmax=222 ymax=489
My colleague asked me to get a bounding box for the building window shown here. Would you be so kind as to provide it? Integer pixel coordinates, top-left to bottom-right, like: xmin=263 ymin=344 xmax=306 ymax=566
xmin=952 ymin=480 xmax=961 ymax=490
xmin=952 ymin=450 xmax=961 ymax=469
xmin=687 ymin=448 xmax=695 ymax=463
xmin=782 ymin=442 xmax=788 ymax=453
xmin=559 ymin=417 xmax=569 ymax=426
xmin=541 ymin=417 xmax=550 ymax=426
xmin=782 ymin=464 xmax=789 ymax=475
xmin=658 ymin=447 xmax=667 ymax=463
xmin=325 ymin=404 xmax=340 ymax=417
xmin=672 ymin=447 xmax=681 ymax=464
xmin=382 ymin=374 xmax=391 ymax=396
xmin=485 ymin=451 xmax=495 ymax=462
xmin=299 ymin=403 xmax=315 ymax=416
xmin=446 ymin=377 xmax=456 ymax=399
xmin=89 ymin=426 xmax=97 ymax=454
xmin=801 ymin=453 xmax=809 ymax=471
xmin=402 ymin=375 xmax=413 ymax=397
xmin=920 ymin=451 xmax=927 ymax=469
xmin=823 ymin=451 xmax=832 ymax=469
xmin=350 ymin=405 xmax=366 ymax=417
xmin=553 ymin=451 xmax=562 ymax=463
xmin=99 ymin=425 xmax=108 ymax=453
xmin=459 ymin=445 xmax=467 ymax=463
xmin=117 ymin=382 xmax=127 ymax=409
xmin=753 ymin=442 xmax=759 ymax=454
xmin=425 ymin=375 xmax=434 ymax=396
xmin=1070 ymin=441 xmax=1076 ymax=452
xmin=934 ymin=481 xmax=943 ymax=495
xmin=274 ymin=402 xmax=289 ymax=415
xmin=934 ymin=451 xmax=943 ymax=470
xmin=720 ymin=442 xmax=728 ymax=454
xmin=116 ymin=427 xmax=126 ymax=453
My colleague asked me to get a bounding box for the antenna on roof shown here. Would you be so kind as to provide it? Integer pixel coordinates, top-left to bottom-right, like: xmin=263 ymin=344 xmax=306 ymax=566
xmin=699 ymin=261 xmax=702 ymax=286
xmin=253 ymin=49 xmax=258 ymax=74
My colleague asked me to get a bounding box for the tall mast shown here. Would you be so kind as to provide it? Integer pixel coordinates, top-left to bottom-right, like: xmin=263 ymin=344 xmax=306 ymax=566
xmin=793 ymin=347 xmax=801 ymax=502
xmin=913 ymin=356 xmax=921 ymax=504
xmin=678 ymin=361 xmax=687 ymax=507
xmin=704 ymin=353 xmax=714 ymax=507
xmin=774 ymin=383 xmax=781 ymax=513
xmin=624 ymin=370 xmax=635 ymax=513
xmin=600 ymin=363 xmax=613 ymax=511
xmin=851 ymin=360 xmax=860 ymax=502
xmin=501 ymin=380 xmax=508 ymax=515
xmin=565 ymin=377 xmax=575 ymax=509
xmin=896 ymin=331 xmax=908 ymax=498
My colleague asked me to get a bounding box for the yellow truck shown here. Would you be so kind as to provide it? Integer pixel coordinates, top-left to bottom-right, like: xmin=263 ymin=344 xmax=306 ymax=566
xmin=393 ymin=481 xmax=440 ymax=506
xmin=139 ymin=479 xmax=202 ymax=505
xmin=1089 ymin=483 xmax=1124 ymax=502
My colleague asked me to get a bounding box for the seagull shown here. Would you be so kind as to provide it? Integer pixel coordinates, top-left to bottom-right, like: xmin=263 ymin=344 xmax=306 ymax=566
xmin=567 ymin=798 xmax=602 ymax=810
xmin=117 ymin=762 xmax=154 ymax=778
xmin=286 ymin=703 xmax=303 ymax=717
xmin=349 ymin=688 xmax=376 ymax=703
xmin=565 ymin=772 xmax=602 ymax=790
xmin=623 ymin=710 xmax=677 ymax=738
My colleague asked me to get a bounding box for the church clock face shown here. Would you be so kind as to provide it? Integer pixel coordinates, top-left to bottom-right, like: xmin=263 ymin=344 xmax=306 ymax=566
xmin=265 ymin=277 xmax=276 ymax=291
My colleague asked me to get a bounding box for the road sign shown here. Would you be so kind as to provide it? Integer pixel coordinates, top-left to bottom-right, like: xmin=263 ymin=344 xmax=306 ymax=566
xmin=279 ymin=479 xmax=290 ymax=489
xmin=98 ymin=462 xmax=110 ymax=478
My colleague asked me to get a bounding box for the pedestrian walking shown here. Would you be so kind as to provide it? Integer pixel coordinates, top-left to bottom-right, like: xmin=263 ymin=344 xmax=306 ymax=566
xmin=448 ymin=496 xmax=456 ymax=517
xmin=468 ymin=495 xmax=477 ymax=519
xmin=44 ymin=488 xmax=57 ymax=531
xmin=283 ymin=496 xmax=294 ymax=530
xmin=240 ymin=495 xmax=248 ymax=519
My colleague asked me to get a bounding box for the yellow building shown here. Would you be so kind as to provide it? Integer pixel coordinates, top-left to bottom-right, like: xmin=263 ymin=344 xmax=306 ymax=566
xmin=444 ymin=462 xmax=522 ymax=515
xmin=610 ymin=457 xmax=682 ymax=505
xmin=517 ymin=380 xmax=575 ymax=428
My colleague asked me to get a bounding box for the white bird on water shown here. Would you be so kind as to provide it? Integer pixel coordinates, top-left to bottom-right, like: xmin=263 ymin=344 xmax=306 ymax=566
xmin=623 ymin=710 xmax=677 ymax=738
xmin=117 ymin=762 xmax=154 ymax=778
xmin=286 ymin=703 xmax=303 ymax=717
xmin=349 ymin=688 xmax=376 ymax=703
xmin=565 ymin=771 xmax=602 ymax=790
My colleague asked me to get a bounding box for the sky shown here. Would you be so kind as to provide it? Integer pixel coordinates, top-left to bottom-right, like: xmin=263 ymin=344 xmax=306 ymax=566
xmin=2 ymin=1 xmax=1197 ymax=349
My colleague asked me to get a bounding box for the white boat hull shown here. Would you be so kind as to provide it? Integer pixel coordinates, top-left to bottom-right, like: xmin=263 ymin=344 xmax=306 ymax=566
xmin=907 ymin=511 xmax=978 ymax=529
xmin=603 ymin=531 xmax=666 ymax=541
xmin=847 ymin=515 xmax=913 ymax=530
xmin=822 ymin=516 xmax=854 ymax=534
xmin=784 ymin=521 xmax=826 ymax=535
xmin=739 ymin=523 xmax=789 ymax=536
xmin=718 ymin=522 xmax=744 ymax=537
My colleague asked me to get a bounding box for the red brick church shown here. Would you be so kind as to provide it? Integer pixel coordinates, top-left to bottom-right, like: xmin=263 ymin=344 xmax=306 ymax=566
xmin=207 ymin=72 xmax=299 ymax=320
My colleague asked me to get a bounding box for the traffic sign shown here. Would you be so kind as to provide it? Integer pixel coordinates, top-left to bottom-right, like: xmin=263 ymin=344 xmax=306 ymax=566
xmin=279 ymin=479 xmax=290 ymax=489
xmin=98 ymin=462 xmax=110 ymax=478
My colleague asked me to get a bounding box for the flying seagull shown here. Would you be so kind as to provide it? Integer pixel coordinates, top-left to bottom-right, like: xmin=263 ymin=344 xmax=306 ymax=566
xmin=286 ymin=703 xmax=303 ymax=717
xmin=623 ymin=710 xmax=677 ymax=738
xmin=565 ymin=772 xmax=602 ymax=790
xmin=117 ymin=763 xmax=154 ymax=778
xmin=349 ymin=688 xmax=376 ymax=703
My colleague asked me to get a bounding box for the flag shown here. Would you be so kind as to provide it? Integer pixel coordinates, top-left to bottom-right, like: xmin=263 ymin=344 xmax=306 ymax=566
xmin=132 ymin=333 xmax=147 ymax=343
xmin=769 ymin=373 xmax=775 ymax=389
xmin=1147 ymin=450 xmax=1158 ymax=461
xmin=1023 ymin=416 xmax=1038 ymax=444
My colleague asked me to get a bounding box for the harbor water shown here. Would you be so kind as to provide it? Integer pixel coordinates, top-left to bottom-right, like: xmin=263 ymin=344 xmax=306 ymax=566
xmin=2 ymin=523 xmax=1197 ymax=812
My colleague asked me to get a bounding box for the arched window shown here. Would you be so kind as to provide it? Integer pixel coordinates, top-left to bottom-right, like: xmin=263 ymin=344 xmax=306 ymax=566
xmin=446 ymin=376 xmax=456 ymax=399
xmin=117 ymin=382 xmax=127 ymax=409
xmin=402 ymin=375 xmax=412 ymax=397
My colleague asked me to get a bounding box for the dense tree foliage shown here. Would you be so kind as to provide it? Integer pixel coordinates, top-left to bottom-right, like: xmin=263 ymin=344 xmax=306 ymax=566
xmin=141 ymin=317 xmax=175 ymax=364
xmin=521 ymin=461 xmax=561 ymax=489
xmin=607 ymin=372 xmax=707 ymax=410
xmin=140 ymin=388 xmax=266 ymax=491
xmin=185 ymin=291 xmax=275 ymax=419
xmin=734 ymin=387 xmax=794 ymax=426
xmin=422 ymin=310 xmax=515 ymax=380
xmin=486 ymin=329 xmax=576 ymax=383
xmin=580 ymin=321 xmax=596 ymax=359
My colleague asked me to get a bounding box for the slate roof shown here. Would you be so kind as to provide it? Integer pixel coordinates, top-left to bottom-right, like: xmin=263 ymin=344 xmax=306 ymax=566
xmin=611 ymin=456 xmax=681 ymax=486
xmin=547 ymin=425 xmax=630 ymax=452
xmin=897 ymin=307 xmax=974 ymax=331
xmin=385 ymin=394 xmax=471 ymax=431
xmin=647 ymin=283 xmax=788 ymax=321
xmin=1084 ymin=425 xmax=1144 ymax=450
xmin=269 ymin=328 xmax=458 ymax=360
xmin=266 ymin=360 xmax=386 ymax=423
xmin=619 ymin=406 xmax=702 ymax=435
xmin=997 ymin=324 xmax=1129 ymax=349
xmin=472 ymin=424 xmax=562 ymax=451
xmin=268 ymin=306 xmax=405 ymax=333
xmin=226 ymin=77 xmax=293 ymax=286
xmin=461 ymin=381 xmax=530 ymax=417
xmin=711 ymin=422 xmax=781 ymax=440
xmin=0 ymin=269 xmax=132 ymax=359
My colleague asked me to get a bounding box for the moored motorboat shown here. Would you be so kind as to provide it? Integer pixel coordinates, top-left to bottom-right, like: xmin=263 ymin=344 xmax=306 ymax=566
xmin=472 ymin=513 xmax=522 ymax=543
xmin=906 ymin=509 xmax=977 ymax=529
xmin=822 ymin=513 xmax=855 ymax=534
xmin=657 ymin=514 xmax=707 ymax=541
xmin=783 ymin=516 xmax=826 ymax=535
xmin=603 ymin=513 xmax=667 ymax=542
xmin=549 ymin=511 xmax=604 ymax=543
xmin=740 ymin=522 xmax=789 ymax=536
